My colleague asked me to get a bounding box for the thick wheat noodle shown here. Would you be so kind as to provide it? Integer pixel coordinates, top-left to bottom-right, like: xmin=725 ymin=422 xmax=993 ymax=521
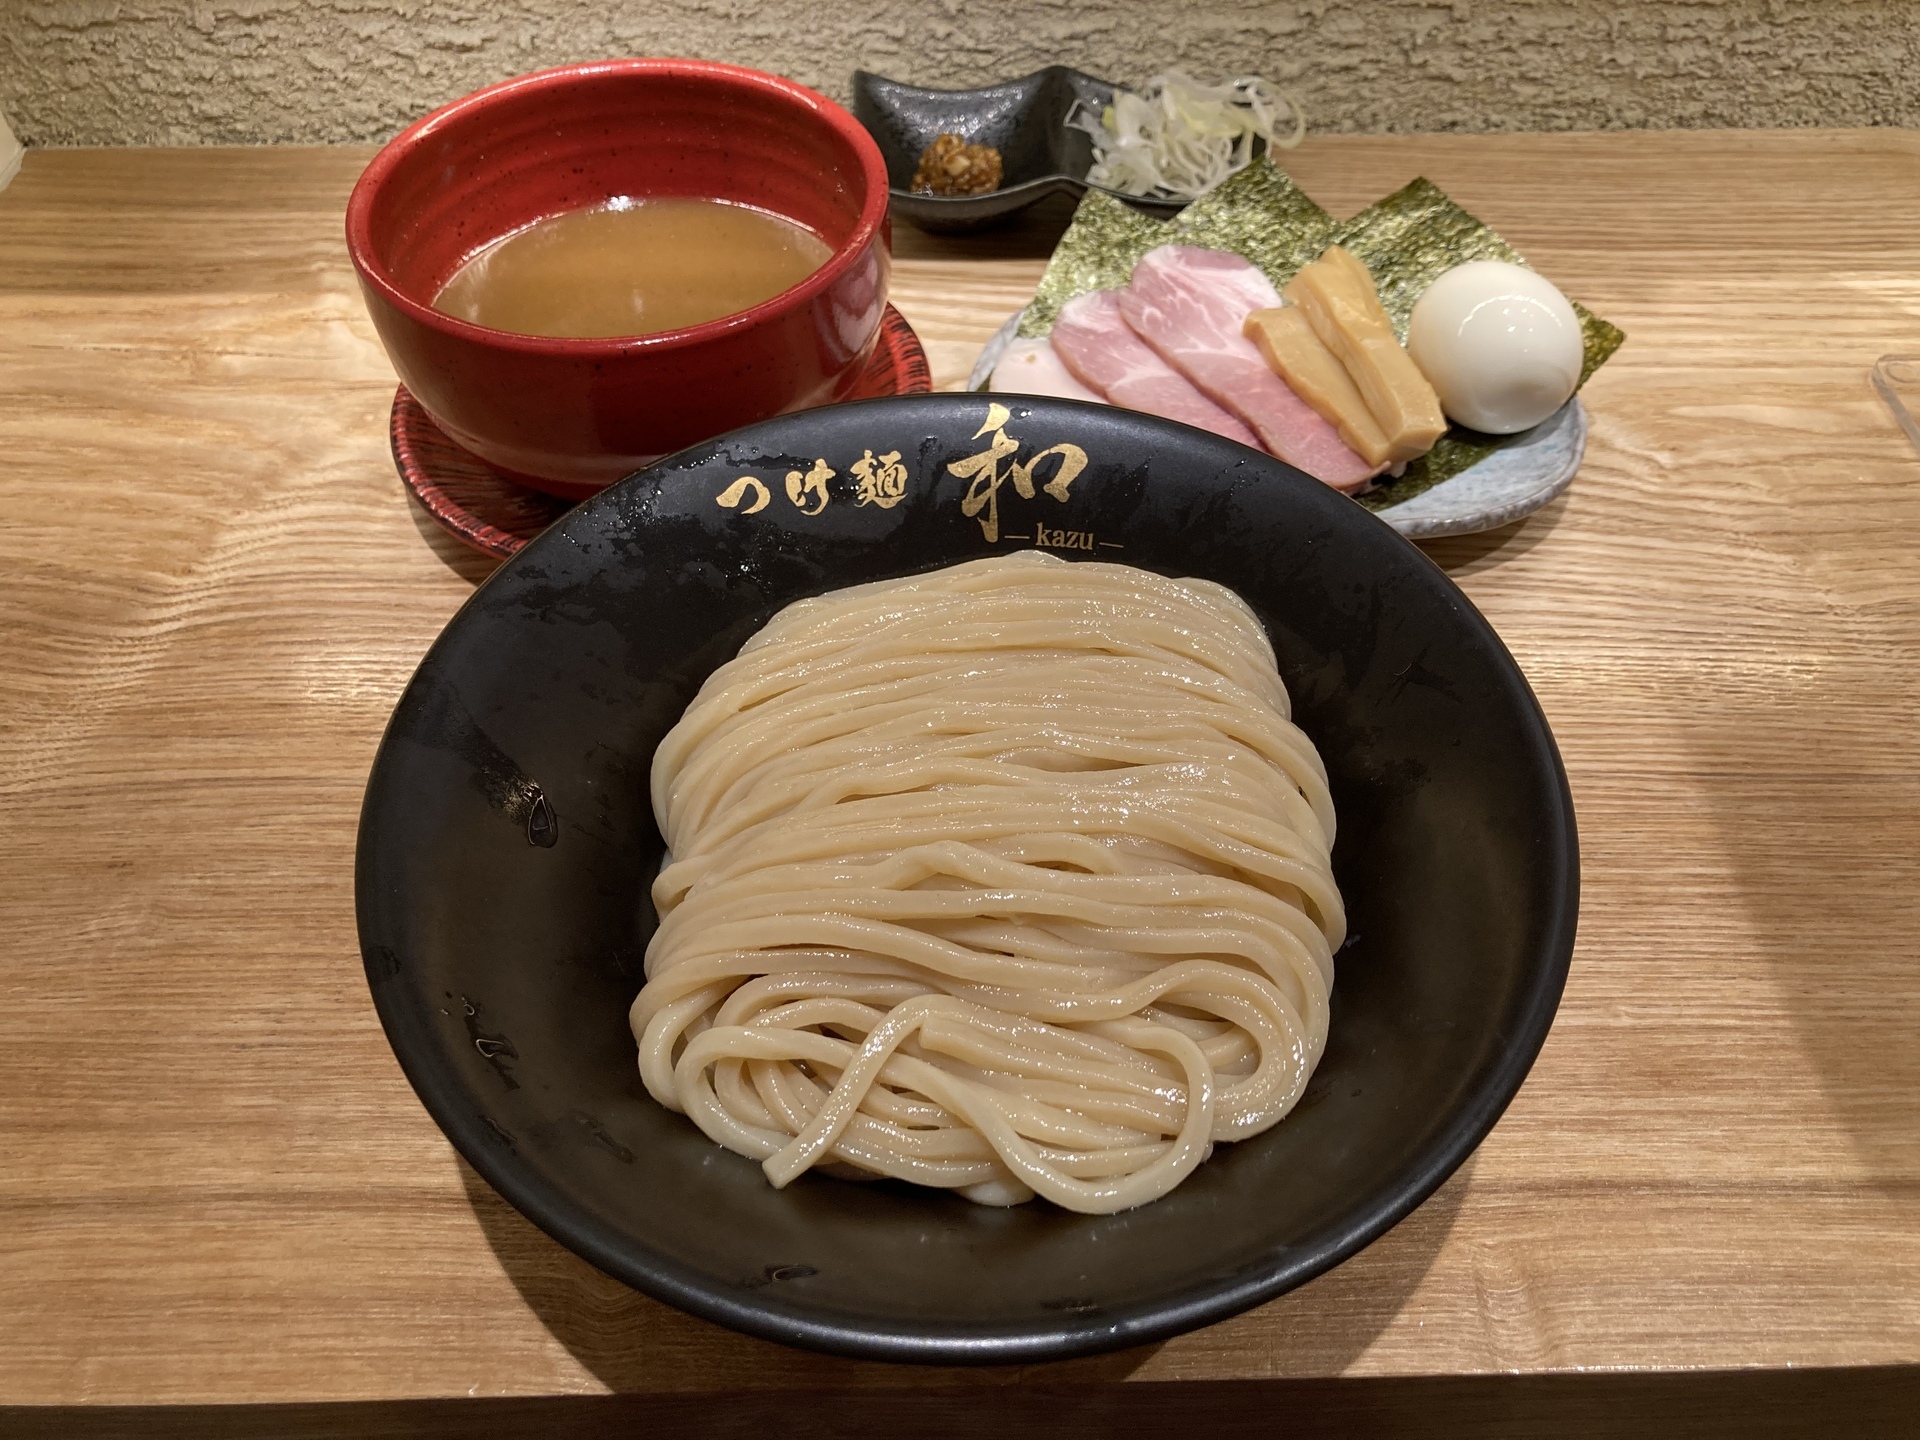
xmin=631 ymin=552 xmax=1344 ymax=1213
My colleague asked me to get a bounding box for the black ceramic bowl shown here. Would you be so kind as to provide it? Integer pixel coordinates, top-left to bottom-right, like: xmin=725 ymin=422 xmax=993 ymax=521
xmin=356 ymin=393 xmax=1577 ymax=1364
xmin=852 ymin=67 xmax=1206 ymax=232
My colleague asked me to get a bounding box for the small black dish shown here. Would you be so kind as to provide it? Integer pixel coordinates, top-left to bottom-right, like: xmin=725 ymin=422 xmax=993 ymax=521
xmin=853 ymin=67 xmax=1190 ymax=233
xmin=357 ymin=393 xmax=1578 ymax=1365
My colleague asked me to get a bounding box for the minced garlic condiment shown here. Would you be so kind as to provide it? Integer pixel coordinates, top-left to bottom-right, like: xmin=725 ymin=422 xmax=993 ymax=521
xmin=911 ymin=134 xmax=1003 ymax=197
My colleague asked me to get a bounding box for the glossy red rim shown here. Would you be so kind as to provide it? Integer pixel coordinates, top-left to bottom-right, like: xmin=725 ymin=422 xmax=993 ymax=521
xmin=394 ymin=305 xmax=933 ymax=562
xmin=346 ymin=58 xmax=893 ymax=357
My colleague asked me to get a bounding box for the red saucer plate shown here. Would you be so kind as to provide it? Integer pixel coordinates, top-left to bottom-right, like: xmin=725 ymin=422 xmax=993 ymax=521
xmin=392 ymin=304 xmax=933 ymax=560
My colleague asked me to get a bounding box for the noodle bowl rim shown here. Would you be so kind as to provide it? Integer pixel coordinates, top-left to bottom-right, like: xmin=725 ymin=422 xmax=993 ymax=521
xmin=355 ymin=392 xmax=1579 ymax=1363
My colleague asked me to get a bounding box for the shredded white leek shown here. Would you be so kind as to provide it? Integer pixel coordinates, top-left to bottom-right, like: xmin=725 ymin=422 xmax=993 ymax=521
xmin=1068 ymin=72 xmax=1306 ymax=202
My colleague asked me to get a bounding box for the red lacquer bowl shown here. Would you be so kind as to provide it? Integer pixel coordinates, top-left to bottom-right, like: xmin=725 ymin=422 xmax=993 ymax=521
xmin=346 ymin=59 xmax=893 ymax=498
xmin=394 ymin=305 xmax=933 ymax=561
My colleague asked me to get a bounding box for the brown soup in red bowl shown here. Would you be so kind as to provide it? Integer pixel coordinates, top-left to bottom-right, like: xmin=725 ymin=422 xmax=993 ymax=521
xmin=346 ymin=59 xmax=892 ymax=498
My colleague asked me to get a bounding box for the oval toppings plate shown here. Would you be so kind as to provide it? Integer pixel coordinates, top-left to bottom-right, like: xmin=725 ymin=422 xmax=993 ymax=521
xmin=356 ymin=393 xmax=1577 ymax=1363
xmin=970 ymin=309 xmax=1587 ymax=541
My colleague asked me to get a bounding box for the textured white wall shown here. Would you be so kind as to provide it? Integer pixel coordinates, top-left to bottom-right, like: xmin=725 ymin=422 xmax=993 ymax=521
xmin=3 ymin=0 xmax=1917 ymax=146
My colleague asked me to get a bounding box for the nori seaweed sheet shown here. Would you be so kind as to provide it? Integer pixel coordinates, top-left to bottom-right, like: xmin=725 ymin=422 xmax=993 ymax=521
xmin=1019 ymin=193 xmax=1171 ymax=339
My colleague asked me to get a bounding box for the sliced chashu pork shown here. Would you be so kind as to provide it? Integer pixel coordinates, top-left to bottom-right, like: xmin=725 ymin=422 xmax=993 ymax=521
xmin=990 ymin=336 xmax=1106 ymax=403
xmin=1049 ymin=290 xmax=1260 ymax=448
xmin=1117 ymin=245 xmax=1378 ymax=491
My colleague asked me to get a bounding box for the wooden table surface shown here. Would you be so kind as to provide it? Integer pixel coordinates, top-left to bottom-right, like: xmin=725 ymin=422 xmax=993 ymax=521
xmin=2 ymin=130 xmax=1918 ymax=1418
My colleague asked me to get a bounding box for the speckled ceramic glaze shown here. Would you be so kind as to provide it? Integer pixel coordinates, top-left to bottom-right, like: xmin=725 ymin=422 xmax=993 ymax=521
xmin=853 ymin=67 xmax=1205 ymax=232
xmin=357 ymin=393 xmax=1578 ymax=1364
xmin=347 ymin=59 xmax=893 ymax=497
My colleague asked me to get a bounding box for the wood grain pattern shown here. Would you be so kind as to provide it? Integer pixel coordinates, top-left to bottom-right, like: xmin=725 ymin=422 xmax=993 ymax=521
xmin=1 ymin=132 xmax=1918 ymax=1406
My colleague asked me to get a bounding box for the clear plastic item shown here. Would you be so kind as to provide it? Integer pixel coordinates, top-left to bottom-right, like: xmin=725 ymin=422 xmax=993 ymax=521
xmin=1872 ymin=355 xmax=1920 ymax=458
xmin=0 ymin=112 xmax=20 ymax=193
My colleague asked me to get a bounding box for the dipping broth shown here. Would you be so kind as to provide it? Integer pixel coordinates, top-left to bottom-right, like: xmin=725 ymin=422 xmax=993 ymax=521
xmin=432 ymin=197 xmax=835 ymax=339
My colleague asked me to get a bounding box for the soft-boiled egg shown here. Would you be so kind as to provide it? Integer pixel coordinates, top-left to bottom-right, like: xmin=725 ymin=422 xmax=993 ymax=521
xmin=1407 ymin=261 xmax=1583 ymax=434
